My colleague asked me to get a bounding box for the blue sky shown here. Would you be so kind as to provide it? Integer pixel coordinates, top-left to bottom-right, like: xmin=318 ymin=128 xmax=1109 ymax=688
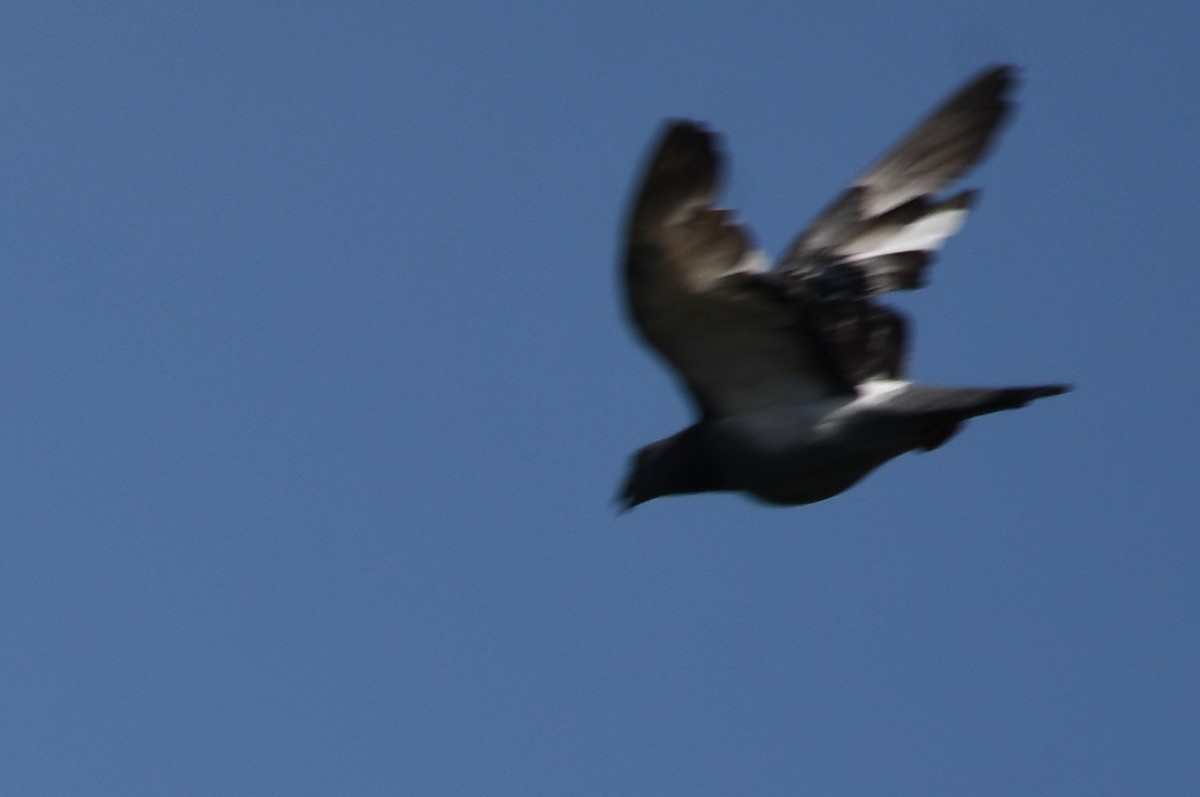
xmin=2 ymin=3 xmax=1197 ymax=794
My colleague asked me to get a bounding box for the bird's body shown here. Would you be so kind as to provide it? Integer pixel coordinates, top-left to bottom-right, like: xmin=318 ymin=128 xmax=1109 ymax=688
xmin=618 ymin=66 xmax=1069 ymax=509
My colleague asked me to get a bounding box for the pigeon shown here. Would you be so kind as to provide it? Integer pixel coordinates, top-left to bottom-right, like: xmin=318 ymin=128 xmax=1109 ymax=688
xmin=618 ymin=65 xmax=1069 ymax=509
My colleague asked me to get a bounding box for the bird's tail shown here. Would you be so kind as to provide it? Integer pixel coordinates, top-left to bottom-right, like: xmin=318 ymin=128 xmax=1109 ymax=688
xmin=959 ymin=384 xmax=1072 ymax=417
xmin=881 ymin=383 xmax=1071 ymax=451
xmin=890 ymin=383 xmax=1071 ymax=417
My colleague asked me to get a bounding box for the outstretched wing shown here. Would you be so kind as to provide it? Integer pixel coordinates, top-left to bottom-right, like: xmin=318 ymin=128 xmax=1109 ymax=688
xmin=623 ymin=122 xmax=853 ymax=418
xmin=776 ymin=65 xmax=1016 ymax=384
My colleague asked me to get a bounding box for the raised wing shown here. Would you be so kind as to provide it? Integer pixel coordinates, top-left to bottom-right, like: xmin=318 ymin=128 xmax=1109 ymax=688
xmin=776 ymin=65 xmax=1016 ymax=383
xmin=623 ymin=122 xmax=853 ymax=418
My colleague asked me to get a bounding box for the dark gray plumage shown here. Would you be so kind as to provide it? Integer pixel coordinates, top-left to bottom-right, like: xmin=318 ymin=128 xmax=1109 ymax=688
xmin=618 ymin=66 xmax=1069 ymax=509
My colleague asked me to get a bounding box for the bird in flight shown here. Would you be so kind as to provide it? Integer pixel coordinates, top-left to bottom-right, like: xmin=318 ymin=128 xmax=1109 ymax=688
xmin=618 ymin=66 xmax=1069 ymax=510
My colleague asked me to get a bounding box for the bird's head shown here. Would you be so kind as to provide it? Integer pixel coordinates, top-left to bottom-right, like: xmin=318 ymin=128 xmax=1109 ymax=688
xmin=616 ymin=441 xmax=670 ymax=512
xmin=616 ymin=428 xmax=722 ymax=512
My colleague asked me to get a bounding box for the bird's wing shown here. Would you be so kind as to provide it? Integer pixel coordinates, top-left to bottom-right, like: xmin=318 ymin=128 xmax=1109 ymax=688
xmin=775 ymin=65 xmax=1016 ymax=384
xmin=623 ymin=121 xmax=853 ymax=418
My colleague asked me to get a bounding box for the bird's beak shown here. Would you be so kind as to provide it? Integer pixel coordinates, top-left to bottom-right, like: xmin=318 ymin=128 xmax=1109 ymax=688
xmin=614 ymin=482 xmax=639 ymax=515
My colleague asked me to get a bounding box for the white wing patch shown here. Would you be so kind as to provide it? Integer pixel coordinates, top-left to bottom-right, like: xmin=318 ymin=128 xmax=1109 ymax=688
xmin=733 ymin=248 xmax=771 ymax=275
xmin=855 ymin=379 xmax=912 ymax=403
xmin=842 ymin=205 xmax=970 ymax=261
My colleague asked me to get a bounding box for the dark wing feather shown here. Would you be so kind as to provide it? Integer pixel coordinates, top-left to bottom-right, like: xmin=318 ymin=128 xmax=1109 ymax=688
xmin=777 ymin=66 xmax=1016 ymax=384
xmin=624 ymin=122 xmax=852 ymax=417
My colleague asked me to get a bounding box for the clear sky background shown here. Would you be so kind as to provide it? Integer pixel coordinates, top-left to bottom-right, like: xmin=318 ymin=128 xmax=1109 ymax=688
xmin=2 ymin=3 xmax=1197 ymax=795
